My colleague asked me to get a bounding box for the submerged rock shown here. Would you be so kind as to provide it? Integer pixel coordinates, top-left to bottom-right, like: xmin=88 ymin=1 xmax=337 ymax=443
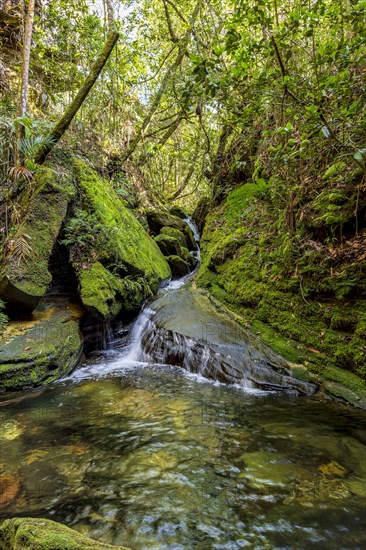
xmin=142 ymin=287 xmax=318 ymax=395
xmin=0 ymin=304 xmax=83 ymax=391
xmin=0 ymin=517 xmax=129 ymax=549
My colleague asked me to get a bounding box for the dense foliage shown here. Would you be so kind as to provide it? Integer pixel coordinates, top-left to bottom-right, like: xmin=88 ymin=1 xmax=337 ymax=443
xmin=0 ymin=0 xmax=365 ymax=312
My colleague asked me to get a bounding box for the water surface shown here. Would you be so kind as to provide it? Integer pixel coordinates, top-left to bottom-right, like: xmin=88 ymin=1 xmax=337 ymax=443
xmin=0 ymin=358 xmax=365 ymax=549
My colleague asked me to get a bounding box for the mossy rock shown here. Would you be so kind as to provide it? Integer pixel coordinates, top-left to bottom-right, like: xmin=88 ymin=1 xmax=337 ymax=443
xmin=180 ymin=246 xmax=196 ymax=268
xmin=0 ymin=517 xmax=129 ymax=550
xmin=196 ymin=183 xmax=366 ymax=408
xmin=146 ymin=210 xmax=197 ymax=250
xmin=169 ymin=205 xmax=188 ymax=219
xmin=71 ymin=161 xmax=171 ymax=318
xmin=0 ymin=306 xmax=83 ymax=392
xmin=0 ymin=166 xmax=75 ymax=313
xmin=167 ymin=255 xmax=191 ymax=277
xmin=160 ymin=226 xmax=188 ymax=249
xmin=154 ymin=234 xmax=182 ymax=257
xmin=76 ymin=262 xmax=151 ymax=319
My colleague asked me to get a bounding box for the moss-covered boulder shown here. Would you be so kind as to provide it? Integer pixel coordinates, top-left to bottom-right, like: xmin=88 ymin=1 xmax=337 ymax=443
xmin=146 ymin=210 xmax=197 ymax=250
xmin=0 ymin=517 xmax=129 ymax=550
xmin=160 ymin=226 xmax=188 ymax=249
xmin=76 ymin=262 xmax=151 ymax=319
xmin=0 ymin=166 xmax=75 ymax=312
xmin=154 ymin=234 xmax=182 ymax=257
xmin=70 ymin=161 xmax=171 ymax=319
xmin=167 ymin=255 xmax=191 ymax=277
xmin=0 ymin=305 xmax=83 ymax=391
xmin=169 ymin=205 xmax=188 ymax=219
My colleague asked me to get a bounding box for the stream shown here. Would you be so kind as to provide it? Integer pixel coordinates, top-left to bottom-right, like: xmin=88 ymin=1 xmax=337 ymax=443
xmin=0 ymin=226 xmax=366 ymax=549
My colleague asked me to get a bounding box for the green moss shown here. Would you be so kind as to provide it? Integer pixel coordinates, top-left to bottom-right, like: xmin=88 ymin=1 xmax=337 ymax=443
xmin=197 ymin=183 xmax=366 ymax=408
xmin=154 ymin=234 xmax=182 ymax=256
xmin=0 ymin=165 xmax=76 ymax=311
xmin=73 ymin=160 xmax=170 ymax=291
xmin=0 ymin=310 xmax=83 ymax=392
xmin=160 ymin=226 xmax=188 ymax=249
xmin=77 ymin=261 xmax=151 ymax=319
xmin=0 ymin=517 xmax=129 ymax=550
xmin=169 ymin=205 xmax=188 ymax=219
xmin=70 ymin=161 xmax=170 ymax=319
xmin=167 ymin=255 xmax=190 ymax=276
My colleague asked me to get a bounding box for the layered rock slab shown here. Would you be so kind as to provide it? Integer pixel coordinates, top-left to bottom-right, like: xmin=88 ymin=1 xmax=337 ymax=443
xmin=142 ymin=286 xmax=318 ymax=396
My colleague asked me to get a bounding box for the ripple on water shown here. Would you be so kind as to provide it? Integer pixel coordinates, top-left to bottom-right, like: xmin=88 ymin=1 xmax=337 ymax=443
xmin=0 ymin=364 xmax=365 ymax=549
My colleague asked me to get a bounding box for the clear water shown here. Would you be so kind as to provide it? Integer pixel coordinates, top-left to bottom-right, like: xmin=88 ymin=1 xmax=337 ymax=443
xmin=0 ymin=357 xmax=365 ymax=549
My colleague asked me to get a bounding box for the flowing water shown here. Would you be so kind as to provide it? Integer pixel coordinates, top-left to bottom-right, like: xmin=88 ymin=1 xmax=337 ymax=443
xmin=1 ymin=338 xmax=366 ymax=548
xmin=0 ymin=223 xmax=365 ymax=549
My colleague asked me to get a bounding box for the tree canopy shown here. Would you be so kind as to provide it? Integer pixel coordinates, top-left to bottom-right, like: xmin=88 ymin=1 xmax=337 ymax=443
xmin=0 ymin=0 xmax=365 ymax=215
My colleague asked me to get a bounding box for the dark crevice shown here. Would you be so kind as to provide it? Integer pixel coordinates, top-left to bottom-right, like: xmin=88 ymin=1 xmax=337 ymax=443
xmin=46 ymin=237 xmax=79 ymax=299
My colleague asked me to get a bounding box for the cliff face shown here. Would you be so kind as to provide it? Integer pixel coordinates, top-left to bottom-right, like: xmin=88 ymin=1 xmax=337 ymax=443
xmin=196 ymin=183 xmax=366 ymax=408
xmin=0 ymin=157 xmax=171 ymax=391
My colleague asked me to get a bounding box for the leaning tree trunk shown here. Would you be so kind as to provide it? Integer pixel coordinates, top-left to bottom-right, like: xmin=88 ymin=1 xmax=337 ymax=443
xmin=34 ymin=31 xmax=119 ymax=165
xmin=16 ymin=0 xmax=35 ymax=163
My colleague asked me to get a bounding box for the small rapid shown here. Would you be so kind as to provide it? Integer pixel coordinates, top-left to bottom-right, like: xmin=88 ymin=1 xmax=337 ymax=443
xmin=1 ymin=216 xmax=365 ymax=549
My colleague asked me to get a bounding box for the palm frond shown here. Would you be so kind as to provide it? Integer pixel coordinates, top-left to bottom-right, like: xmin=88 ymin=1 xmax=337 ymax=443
xmin=5 ymin=233 xmax=34 ymax=266
xmin=8 ymin=165 xmax=33 ymax=184
xmin=18 ymin=134 xmax=57 ymax=158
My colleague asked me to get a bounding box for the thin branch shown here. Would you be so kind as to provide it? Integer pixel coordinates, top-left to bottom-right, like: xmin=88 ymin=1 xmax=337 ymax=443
xmin=162 ymin=0 xmax=180 ymax=43
xmin=164 ymin=0 xmax=189 ymax=24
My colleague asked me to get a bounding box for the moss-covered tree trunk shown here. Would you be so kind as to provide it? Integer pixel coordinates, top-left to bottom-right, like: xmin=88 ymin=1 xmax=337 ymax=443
xmin=34 ymin=31 xmax=119 ymax=165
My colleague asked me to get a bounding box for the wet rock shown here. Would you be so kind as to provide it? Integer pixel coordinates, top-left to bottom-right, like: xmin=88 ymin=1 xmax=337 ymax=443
xmin=146 ymin=210 xmax=197 ymax=250
xmin=0 ymin=305 xmax=83 ymax=391
xmin=169 ymin=205 xmax=188 ymax=219
xmin=0 ymin=517 xmax=129 ymax=549
xmin=142 ymin=287 xmax=319 ymax=396
xmin=166 ymin=255 xmax=191 ymax=277
xmin=160 ymin=226 xmax=189 ymax=249
xmin=154 ymin=234 xmax=182 ymax=257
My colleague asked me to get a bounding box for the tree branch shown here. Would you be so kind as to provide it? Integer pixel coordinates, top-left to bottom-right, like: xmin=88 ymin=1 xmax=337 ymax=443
xmin=34 ymin=31 xmax=119 ymax=164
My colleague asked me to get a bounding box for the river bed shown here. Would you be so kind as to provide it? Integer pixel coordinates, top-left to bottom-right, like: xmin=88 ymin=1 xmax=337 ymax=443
xmin=0 ymin=352 xmax=365 ymax=549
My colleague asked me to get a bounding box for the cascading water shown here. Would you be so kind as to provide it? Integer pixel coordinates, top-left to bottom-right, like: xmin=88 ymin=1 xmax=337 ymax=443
xmin=1 ymin=221 xmax=366 ymax=550
xmin=68 ymin=217 xmax=316 ymax=396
